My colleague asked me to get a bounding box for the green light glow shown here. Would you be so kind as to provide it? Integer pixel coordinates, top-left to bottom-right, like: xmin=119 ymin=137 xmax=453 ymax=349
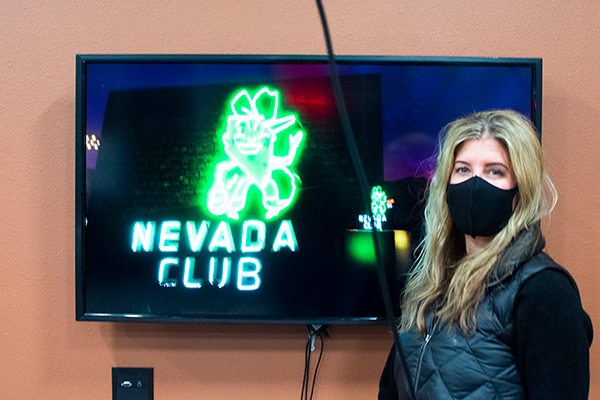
xmin=371 ymin=186 xmax=387 ymax=217
xmin=347 ymin=234 xmax=377 ymax=264
xmin=208 ymin=221 xmax=236 ymax=253
xmin=159 ymin=221 xmax=181 ymax=252
xmin=345 ymin=231 xmax=396 ymax=267
xmin=158 ymin=258 xmax=178 ymax=287
xmin=186 ymin=221 xmax=210 ymax=252
xmin=241 ymin=220 xmax=266 ymax=252
xmin=272 ymin=220 xmax=298 ymax=252
xmin=237 ymin=257 xmax=262 ymax=290
xmin=207 ymin=87 xmax=304 ymax=220
xmin=132 ymin=222 xmax=156 ymax=252
xmin=183 ymin=257 xmax=202 ymax=288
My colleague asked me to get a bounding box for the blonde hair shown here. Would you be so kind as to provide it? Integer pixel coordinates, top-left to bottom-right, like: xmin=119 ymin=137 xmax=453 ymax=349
xmin=400 ymin=110 xmax=557 ymax=334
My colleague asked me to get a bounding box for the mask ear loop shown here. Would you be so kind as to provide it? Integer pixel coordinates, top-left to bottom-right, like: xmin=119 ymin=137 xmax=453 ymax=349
xmin=512 ymin=186 xmax=520 ymax=211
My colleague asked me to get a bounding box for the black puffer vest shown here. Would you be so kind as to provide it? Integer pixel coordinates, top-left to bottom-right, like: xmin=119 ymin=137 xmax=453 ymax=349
xmin=392 ymin=228 xmax=574 ymax=400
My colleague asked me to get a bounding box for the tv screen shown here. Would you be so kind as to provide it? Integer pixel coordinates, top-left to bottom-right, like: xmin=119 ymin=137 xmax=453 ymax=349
xmin=75 ymin=54 xmax=541 ymax=324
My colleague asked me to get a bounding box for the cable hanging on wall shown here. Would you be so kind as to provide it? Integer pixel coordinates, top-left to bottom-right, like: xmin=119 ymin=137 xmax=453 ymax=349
xmin=301 ymin=324 xmax=328 ymax=400
xmin=314 ymin=1 xmax=415 ymax=399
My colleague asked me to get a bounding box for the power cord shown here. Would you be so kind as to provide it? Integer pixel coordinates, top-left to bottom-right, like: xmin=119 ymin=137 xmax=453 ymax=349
xmin=301 ymin=324 xmax=329 ymax=400
xmin=314 ymin=1 xmax=415 ymax=398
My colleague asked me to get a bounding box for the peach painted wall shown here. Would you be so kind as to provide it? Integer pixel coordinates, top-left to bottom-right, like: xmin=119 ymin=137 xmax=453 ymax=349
xmin=1 ymin=1 xmax=598 ymax=399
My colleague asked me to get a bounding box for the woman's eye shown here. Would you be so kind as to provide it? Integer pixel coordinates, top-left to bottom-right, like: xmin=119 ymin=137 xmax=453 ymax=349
xmin=456 ymin=166 xmax=470 ymax=174
xmin=489 ymin=169 xmax=505 ymax=177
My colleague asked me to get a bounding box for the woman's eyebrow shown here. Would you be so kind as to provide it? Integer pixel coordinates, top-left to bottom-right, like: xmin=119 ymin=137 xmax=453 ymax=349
xmin=485 ymin=162 xmax=508 ymax=168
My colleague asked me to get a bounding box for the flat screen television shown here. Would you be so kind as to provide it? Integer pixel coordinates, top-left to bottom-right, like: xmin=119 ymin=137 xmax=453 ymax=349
xmin=75 ymin=54 xmax=541 ymax=324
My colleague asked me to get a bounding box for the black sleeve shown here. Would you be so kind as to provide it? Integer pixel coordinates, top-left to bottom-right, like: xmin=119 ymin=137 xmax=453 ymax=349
xmin=514 ymin=269 xmax=593 ymax=400
xmin=378 ymin=345 xmax=400 ymax=400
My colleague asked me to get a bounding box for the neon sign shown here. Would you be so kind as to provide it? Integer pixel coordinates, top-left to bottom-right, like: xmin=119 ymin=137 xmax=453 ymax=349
xmin=132 ymin=219 xmax=298 ymax=290
xmin=371 ymin=186 xmax=388 ymax=216
xmin=207 ymin=87 xmax=304 ymax=220
xmin=359 ymin=186 xmax=393 ymax=231
xmin=130 ymin=86 xmax=304 ymax=292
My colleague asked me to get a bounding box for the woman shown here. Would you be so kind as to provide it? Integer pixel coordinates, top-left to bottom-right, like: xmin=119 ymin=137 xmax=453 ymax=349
xmin=378 ymin=110 xmax=593 ymax=400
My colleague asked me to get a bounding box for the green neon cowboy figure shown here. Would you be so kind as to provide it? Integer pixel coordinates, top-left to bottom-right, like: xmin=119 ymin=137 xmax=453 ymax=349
xmin=207 ymin=87 xmax=304 ymax=220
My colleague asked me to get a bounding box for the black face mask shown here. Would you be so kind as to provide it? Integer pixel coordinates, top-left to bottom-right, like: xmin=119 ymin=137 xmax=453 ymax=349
xmin=446 ymin=176 xmax=517 ymax=238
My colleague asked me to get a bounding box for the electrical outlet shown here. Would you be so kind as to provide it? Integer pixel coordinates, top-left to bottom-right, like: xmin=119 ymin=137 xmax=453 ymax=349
xmin=112 ymin=368 xmax=153 ymax=400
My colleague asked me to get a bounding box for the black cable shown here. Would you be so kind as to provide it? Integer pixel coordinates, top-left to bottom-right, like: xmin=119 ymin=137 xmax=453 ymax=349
xmin=314 ymin=1 xmax=415 ymax=398
xmin=302 ymin=337 xmax=310 ymax=400
xmin=309 ymin=335 xmax=324 ymax=400
xmin=302 ymin=325 xmax=327 ymax=400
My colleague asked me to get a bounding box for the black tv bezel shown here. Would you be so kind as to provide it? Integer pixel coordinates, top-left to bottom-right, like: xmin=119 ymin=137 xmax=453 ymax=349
xmin=75 ymin=54 xmax=542 ymax=324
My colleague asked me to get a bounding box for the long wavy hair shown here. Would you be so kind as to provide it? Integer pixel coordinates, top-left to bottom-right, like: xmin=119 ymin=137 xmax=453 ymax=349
xmin=399 ymin=110 xmax=557 ymax=334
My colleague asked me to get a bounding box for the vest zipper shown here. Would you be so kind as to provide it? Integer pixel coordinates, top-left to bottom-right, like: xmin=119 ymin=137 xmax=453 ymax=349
xmin=413 ymin=319 xmax=440 ymax=398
